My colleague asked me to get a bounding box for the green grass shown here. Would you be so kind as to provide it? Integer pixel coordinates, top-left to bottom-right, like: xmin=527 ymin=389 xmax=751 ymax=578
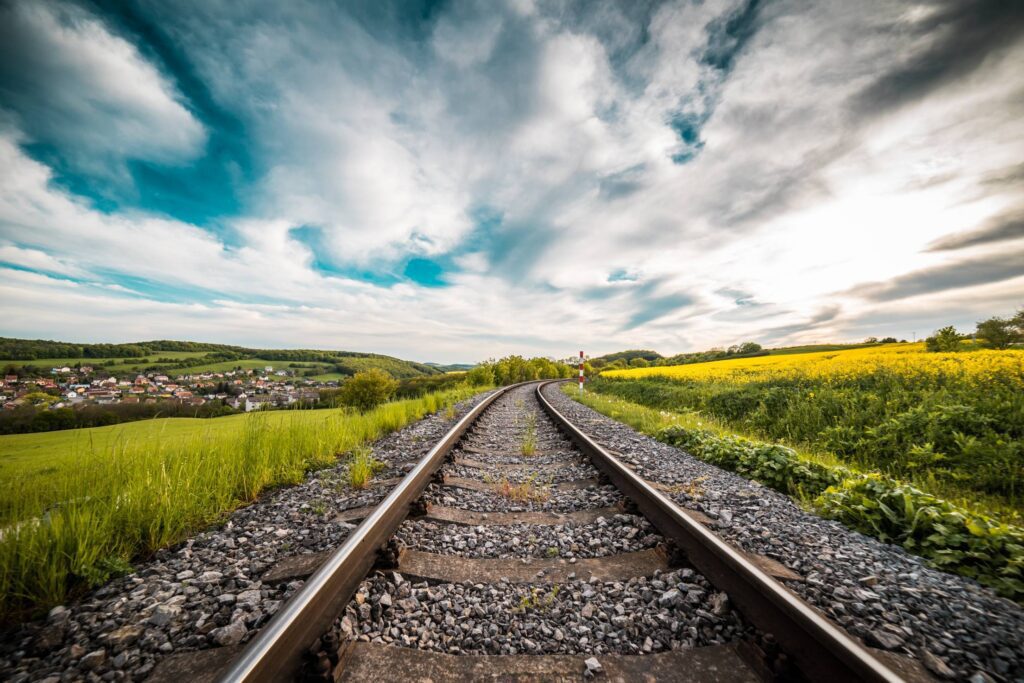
xmin=0 ymin=386 xmax=480 ymax=620
xmin=161 ymin=358 xmax=314 ymax=374
xmin=565 ymin=385 xmax=847 ymax=471
xmin=307 ymin=372 xmax=348 ymax=382
xmin=346 ymin=445 xmax=385 ymax=489
xmin=566 ymin=384 xmax=1019 ymax=522
xmin=565 ymin=385 xmax=1024 ymax=600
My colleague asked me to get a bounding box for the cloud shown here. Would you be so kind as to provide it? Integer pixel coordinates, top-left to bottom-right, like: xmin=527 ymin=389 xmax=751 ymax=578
xmin=927 ymin=209 xmax=1024 ymax=251
xmin=1 ymin=0 xmax=1023 ymax=360
xmin=852 ymin=0 xmax=1024 ymax=116
xmin=851 ymin=250 xmax=1024 ymax=303
xmin=0 ymin=0 xmax=206 ymax=173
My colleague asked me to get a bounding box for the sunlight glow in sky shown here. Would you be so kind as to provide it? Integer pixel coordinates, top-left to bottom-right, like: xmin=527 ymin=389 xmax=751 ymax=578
xmin=1 ymin=0 xmax=1022 ymax=362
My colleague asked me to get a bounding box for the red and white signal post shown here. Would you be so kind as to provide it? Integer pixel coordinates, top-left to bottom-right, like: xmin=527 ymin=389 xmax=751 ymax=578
xmin=578 ymin=351 xmax=585 ymax=394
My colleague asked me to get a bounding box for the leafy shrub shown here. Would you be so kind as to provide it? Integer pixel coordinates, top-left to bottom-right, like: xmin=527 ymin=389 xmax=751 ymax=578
xmin=658 ymin=425 xmax=845 ymax=497
xmin=816 ymin=475 xmax=1024 ymax=600
xmin=338 ymin=368 xmax=399 ymax=411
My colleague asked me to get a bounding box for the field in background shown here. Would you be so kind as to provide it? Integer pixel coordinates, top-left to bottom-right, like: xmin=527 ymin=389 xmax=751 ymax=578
xmin=600 ymin=343 xmax=1024 ymax=518
xmin=0 ymin=386 xmax=482 ymax=620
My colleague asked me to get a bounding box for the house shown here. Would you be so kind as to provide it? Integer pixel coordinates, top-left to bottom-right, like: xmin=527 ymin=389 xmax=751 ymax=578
xmin=245 ymin=395 xmax=270 ymax=412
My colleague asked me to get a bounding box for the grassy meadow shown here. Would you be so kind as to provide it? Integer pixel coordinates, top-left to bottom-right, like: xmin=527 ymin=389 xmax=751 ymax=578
xmin=0 ymin=386 xmax=480 ymax=620
xmin=599 ymin=343 xmax=1024 ymax=518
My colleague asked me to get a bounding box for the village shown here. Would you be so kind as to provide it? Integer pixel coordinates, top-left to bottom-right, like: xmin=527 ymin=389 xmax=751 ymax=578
xmin=1 ymin=365 xmax=327 ymax=413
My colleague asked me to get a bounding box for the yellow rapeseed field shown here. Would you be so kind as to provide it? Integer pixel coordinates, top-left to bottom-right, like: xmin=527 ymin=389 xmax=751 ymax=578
xmin=602 ymin=343 xmax=1024 ymax=388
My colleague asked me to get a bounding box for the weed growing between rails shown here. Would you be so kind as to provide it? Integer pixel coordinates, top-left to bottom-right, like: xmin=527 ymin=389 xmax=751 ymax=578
xmin=489 ymin=474 xmax=551 ymax=503
xmin=0 ymin=387 xmax=479 ymax=620
xmin=521 ymin=414 xmax=538 ymax=456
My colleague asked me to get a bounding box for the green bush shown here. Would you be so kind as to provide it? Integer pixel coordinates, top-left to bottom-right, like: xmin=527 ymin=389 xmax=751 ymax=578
xmin=658 ymin=425 xmax=845 ymax=498
xmin=338 ymin=368 xmax=399 ymax=411
xmin=816 ymin=475 xmax=1024 ymax=599
xmin=657 ymin=423 xmax=1023 ymax=600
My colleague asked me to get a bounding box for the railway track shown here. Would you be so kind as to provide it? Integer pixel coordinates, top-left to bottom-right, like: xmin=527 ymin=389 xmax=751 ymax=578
xmin=214 ymin=381 xmax=906 ymax=682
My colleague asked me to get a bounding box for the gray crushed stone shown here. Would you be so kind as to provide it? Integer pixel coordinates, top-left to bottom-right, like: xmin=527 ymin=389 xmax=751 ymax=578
xmin=0 ymin=391 xmax=495 ymax=683
xmin=543 ymin=383 xmax=1024 ymax=682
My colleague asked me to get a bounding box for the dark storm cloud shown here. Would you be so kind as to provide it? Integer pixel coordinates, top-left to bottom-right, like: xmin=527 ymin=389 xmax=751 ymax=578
xmin=852 ymin=250 xmax=1024 ymax=302
xmin=854 ymin=0 xmax=1024 ymax=115
xmin=927 ymin=209 xmax=1024 ymax=251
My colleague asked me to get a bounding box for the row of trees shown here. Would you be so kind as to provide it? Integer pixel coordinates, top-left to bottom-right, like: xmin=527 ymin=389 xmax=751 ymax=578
xmin=590 ymin=342 xmax=765 ymax=371
xmin=466 ymin=356 xmax=575 ymax=386
xmin=321 ymin=356 xmax=575 ymax=412
xmin=926 ymin=309 xmax=1024 ymax=352
xmin=0 ymin=400 xmax=237 ymax=435
xmin=0 ymin=338 xmax=242 ymax=360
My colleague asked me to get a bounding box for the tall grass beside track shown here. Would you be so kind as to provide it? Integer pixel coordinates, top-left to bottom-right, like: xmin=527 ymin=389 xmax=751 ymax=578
xmin=0 ymin=387 xmax=479 ymax=620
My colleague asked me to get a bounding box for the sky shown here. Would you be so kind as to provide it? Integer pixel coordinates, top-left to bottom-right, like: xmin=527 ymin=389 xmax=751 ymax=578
xmin=1 ymin=0 xmax=1022 ymax=363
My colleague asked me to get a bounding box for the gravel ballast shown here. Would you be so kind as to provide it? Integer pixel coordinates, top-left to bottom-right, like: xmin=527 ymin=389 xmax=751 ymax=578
xmin=0 ymin=391 xmax=495 ymax=683
xmin=396 ymin=515 xmax=660 ymax=560
xmin=322 ymin=383 xmax=758 ymax=677
xmin=543 ymin=383 xmax=1024 ymax=682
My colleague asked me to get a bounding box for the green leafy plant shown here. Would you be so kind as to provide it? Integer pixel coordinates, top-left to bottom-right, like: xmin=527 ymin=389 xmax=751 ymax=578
xmin=337 ymin=368 xmax=400 ymax=412
xmin=816 ymin=475 xmax=1024 ymax=599
xmin=515 ymin=585 xmax=561 ymax=612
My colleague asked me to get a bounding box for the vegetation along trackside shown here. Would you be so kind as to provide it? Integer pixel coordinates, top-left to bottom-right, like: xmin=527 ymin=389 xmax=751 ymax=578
xmin=566 ymin=386 xmax=1024 ymax=601
xmin=599 ymin=343 xmax=1024 ymax=515
xmin=0 ymin=387 xmax=477 ymax=621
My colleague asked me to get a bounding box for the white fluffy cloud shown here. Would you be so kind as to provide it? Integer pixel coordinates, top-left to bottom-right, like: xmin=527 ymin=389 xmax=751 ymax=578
xmin=1 ymin=0 xmax=1023 ymax=361
xmin=0 ymin=1 xmax=205 ymax=173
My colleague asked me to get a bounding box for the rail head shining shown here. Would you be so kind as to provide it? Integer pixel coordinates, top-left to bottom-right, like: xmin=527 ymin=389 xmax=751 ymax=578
xmin=218 ymin=383 xmax=522 ymax=683
xmin=536 ymin=381 xmax=904 ymax=683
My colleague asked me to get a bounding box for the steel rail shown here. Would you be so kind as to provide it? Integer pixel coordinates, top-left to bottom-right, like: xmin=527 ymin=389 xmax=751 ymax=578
xmin=217 ymin=382 xmax=527 ymax=683
xmin=535 ymin=380 xmax=904 ymax=683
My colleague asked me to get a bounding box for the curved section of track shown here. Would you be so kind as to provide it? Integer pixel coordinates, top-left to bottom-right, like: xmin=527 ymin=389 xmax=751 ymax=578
xmin=217 ymin=381 xmax=903 ymax=683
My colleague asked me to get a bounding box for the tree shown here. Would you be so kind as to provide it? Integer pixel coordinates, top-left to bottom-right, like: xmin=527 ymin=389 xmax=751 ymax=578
xmin=466 ymin=364 xmax=494 ymax=386
xmin=863 ymin=336 xmax=879 ymax=344
xmin=737 ymin=341 xmax=762 ymax=354
xmin=1012 ymin=308 xmax=1024 ymax=333
xmin=975 ymin=317 xmax=1021 ymax=350
xmin=629 ymin=358 xmax=649 ymax=368
xmin=880 ymin=337 xmax=898 ymax=344
xmin=925 ymin=326 xmax=963 ymax=352
xmin=337 ymin=369 xmax=398 ymax=411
